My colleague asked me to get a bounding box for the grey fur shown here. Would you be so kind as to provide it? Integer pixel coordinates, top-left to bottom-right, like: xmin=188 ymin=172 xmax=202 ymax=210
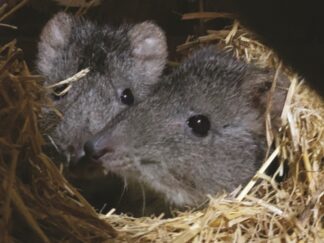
xmin=37 ymin=12 xmax=167 ymax=165
xmin=85 ymin=46 xmax=288 ymax=209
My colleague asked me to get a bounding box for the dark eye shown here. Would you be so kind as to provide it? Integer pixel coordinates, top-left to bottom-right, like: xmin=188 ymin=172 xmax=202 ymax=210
xmin=52 ymin=84 xmax=69 ymax=100
xmin=120 ymin=88 xmax=134 ymax=106
xmin=187 ymin=115 xmax=210 ymax=137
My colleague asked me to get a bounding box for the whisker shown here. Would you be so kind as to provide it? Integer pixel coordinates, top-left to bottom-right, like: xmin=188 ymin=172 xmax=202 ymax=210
xmin=98 ymin=203 xmax=107 ymax=214
xmin=117 ymin=176 xmax=128 ymax=206
xmin=140 ymin=183 xmax=146 ymax=216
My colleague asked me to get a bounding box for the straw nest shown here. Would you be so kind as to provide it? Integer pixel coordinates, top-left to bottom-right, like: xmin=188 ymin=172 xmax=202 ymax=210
xmin=1 ymin=2 xmax=323 ymax=242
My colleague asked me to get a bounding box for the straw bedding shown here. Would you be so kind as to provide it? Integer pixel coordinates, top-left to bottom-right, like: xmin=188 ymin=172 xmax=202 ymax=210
xmin=0 ymin=1 xmax=323 ymax=242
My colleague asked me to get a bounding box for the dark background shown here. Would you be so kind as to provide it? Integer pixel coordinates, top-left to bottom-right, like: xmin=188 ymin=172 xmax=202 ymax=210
xmin=1 ymin=0 xmax=323 ymax=94
xmin=1 ymin=0 xmax=230 ymax=67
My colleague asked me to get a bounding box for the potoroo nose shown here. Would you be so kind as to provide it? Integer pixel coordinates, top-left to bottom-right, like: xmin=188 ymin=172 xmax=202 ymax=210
xmin=84 ymin=134 xmax=116 ymax=160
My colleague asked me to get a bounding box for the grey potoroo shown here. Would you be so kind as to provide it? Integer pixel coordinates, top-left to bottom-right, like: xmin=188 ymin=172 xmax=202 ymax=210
xmin=38 ymin=12 xmax=167 ymax=167
xmin=83 ymin=46 xmax=288 ymax=210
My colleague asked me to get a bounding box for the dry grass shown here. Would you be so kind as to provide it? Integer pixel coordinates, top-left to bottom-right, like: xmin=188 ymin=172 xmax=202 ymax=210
xmin=0 ymin=3 xmax=323 ymax=242
xmin=0 ymin=39 xmax=116 ymax=243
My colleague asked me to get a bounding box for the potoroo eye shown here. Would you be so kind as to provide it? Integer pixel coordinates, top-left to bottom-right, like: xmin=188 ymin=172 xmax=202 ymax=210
xmin=120 ymin=88 xmax=134 ymax=106
xmin=186 ymin=114 xmax=211 ymax=137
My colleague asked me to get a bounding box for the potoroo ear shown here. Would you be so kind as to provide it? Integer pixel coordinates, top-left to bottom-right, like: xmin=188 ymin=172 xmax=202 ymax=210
xmin=243 ymin=68 xmax=289 ymax=129
xmin=37 ymin=12 xmax=74 ymax=76
xmin=128 ymin=21 xmax=167 ymax=85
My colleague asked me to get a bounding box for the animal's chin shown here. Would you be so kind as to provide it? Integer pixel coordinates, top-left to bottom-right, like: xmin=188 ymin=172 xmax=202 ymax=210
xmin=66 ymin=155 xmax=105 ymax=179
xmin=92 ymin=153 xmax=136 ymax=176
xmin=68 ymin=155 xmax=129 ymax=181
